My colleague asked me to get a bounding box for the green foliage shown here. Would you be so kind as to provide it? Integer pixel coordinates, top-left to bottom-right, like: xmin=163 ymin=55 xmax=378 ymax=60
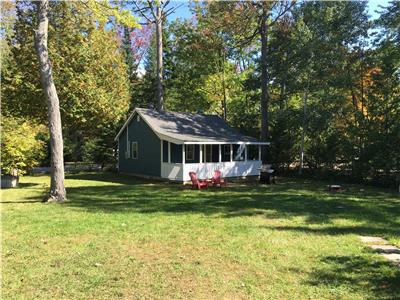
xmin=86 ymin=0 xmax=138 ymax=28
xmin=2 ymin=1 xmax=133 ymax=162
xmin=1 ymin=116 xmax=47 ymax=176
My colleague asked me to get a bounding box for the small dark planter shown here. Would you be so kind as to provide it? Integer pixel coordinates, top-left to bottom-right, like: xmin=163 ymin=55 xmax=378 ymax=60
xmin=1 ymin=175 xmax=19 ymax=188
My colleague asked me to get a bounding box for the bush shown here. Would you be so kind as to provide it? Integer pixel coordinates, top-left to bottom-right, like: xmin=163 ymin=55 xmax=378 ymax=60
xmin=1 ymin=116 xmax=47 ymax=176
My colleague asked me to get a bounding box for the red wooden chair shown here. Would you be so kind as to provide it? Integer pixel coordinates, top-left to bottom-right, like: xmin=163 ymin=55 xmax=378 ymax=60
xmin=211 ymin=170 xmax=227 ymax=187
xmin=189 ymin=172 xmax=208 ymax=190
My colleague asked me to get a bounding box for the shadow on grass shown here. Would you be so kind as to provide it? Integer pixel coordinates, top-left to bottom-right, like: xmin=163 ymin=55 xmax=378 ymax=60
xmin=65 ymin=172 xmax=171 ymax=186
xmin=18 ymin=182 xmax=41 ymax=188
xmin=62 ymin=173 xmax=400 ymax=235
xmin=0 ymin=200 xmax=44 ymax=204
xmin=263 ymin=225 xmax=400 ymax=238
xmin=307 ymin=254 xmax=400 ymax=299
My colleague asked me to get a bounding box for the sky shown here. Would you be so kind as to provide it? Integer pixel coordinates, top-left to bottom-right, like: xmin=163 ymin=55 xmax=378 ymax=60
xmin=167 ymin=0 xmax=391 ymax=21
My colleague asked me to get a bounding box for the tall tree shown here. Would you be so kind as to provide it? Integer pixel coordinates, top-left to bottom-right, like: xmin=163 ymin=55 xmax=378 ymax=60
xmin=132 ymin=0 xmax=181 ymax=110
xmin=155 ymin=3 xmax=164 ymax=110
xmin=3 ymin=1 xmax=136 ymax=165
xmin=202 ymin=1 xmax=294 ymax=161
xmin=34 ymin=0 xmax=66 ymax=201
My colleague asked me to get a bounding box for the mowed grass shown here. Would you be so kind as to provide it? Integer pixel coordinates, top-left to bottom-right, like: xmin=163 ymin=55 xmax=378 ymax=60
xmin=1 ymin=173 xmax=400 ymax=299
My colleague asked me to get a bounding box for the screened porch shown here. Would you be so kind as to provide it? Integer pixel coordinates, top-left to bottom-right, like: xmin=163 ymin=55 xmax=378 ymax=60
xmin=160 ymin=140 xmax=266 ymax=181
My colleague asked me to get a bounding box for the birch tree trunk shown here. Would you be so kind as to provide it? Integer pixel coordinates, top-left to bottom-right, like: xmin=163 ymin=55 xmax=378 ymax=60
xmin=221 ymin=52 xmax=227 ymax=120
xmin=299 ymin=88 xmax=308 ymax=175
xmin=155 ymin=4 xmax=164 ymax=110
xmin=34 ymin=0 xmax=66 ymax=202
xmin=260 ymin=5 xmax=270 ymax=163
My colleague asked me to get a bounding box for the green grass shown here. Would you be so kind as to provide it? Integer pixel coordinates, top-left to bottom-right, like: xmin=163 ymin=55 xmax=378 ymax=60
xmin=1 ymin=172 xmax=400 ymax=299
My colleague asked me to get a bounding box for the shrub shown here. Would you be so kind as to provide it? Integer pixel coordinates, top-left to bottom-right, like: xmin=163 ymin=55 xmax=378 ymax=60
xmin=1 ymin=116 xmax=47 ymax=176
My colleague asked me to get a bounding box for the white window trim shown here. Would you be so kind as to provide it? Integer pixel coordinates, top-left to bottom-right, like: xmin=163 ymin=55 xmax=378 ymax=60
xmin=186 ymin=145 xmax=195 ymax=161
xmin=132 ymin=141 xmax=138 ymax=159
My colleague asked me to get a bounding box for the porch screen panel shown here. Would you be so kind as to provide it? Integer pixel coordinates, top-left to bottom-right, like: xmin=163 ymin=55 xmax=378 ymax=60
xmin=221 ymin=145 xmax=230 ymax=162
xmin=185 ymin=144 xmax=199 ymax=163
xmin=211 ymin=145 xmax=219 ymax=162
xmin=247 ymin=145 xmax=259 ymax=160
xmin=202 ymin=145 xmax=219 ymax=163
xmin=201 ymin=145 xmax=211 ymax=163
xmin=233 ymin=144 xmax=245 ymax=161
xmin=170 ymin=143 xmax=182 ymax=163
xmin=163 ymin=141 xmax=168 ymax=162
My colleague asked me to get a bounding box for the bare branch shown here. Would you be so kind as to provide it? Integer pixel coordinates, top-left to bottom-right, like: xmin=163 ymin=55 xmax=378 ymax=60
xmin=147 ymin=0 xmax=157 ymax=20
xmin=161 ymin=0 xmax=170 ymax=11
xmin=270 ymin=1 xmax=296 ymax=26
xmin=133 ymin=0 xmax=153 ymax=23
xmin=236 ymin=26 xmax=259 ymax=48
xmin=131 ymin=6 xmax=151 ymax=14
xmin=163 ymin=3 xmax=184 ymax=18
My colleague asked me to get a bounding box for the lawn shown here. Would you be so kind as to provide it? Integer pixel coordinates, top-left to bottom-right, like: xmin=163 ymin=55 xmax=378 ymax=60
xmin=1 ymin=173 xmax=400 ymax=299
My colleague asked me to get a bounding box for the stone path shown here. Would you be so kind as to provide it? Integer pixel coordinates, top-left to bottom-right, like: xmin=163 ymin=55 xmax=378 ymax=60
xmin=359 ymin=236 xmax=400 ymax=267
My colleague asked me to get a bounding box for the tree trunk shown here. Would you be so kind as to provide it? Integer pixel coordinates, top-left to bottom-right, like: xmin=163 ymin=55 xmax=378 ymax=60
xmin=260 ymin=5 xmax=270 ymax=163
xmin=34 ymin=0 xmax=66 ymax=202
xmin=155 ymin=4 xmax=164 ymax=110
xmin=299 ymin=88 xmax=309 ymax=175
xmin=221 ymin=51 xmax=227 ymax=120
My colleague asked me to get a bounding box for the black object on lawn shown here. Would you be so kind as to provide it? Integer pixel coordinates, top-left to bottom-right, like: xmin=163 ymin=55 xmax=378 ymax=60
xmin=259 ymin=165 xmax=275 ymax=184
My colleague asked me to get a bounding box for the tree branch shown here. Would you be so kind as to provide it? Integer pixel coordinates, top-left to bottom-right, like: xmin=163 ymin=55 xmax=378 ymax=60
xmin=163 ymin=3 xmax=183 ymax=18
xmin=133 ymin=0 xmax=153 ymax=23
xmin=270 ymin=1 xmax=296 ymax=26
xmin=146 ymin=0 xmax=157 ymax=20
xmin=161 ymin=0 xmax=170 ymax=11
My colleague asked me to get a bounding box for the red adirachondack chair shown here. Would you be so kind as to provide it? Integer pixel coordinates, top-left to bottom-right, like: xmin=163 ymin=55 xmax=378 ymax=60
xmin=189 ymin=172 xmax=208 ymax=190
xmin=211 ymin=170 xmax=227 ymax=187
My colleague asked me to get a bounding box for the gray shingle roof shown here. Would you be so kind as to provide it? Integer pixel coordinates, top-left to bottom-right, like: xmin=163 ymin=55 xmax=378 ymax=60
xmin=115 ymin=108 xmax=268 ymax=144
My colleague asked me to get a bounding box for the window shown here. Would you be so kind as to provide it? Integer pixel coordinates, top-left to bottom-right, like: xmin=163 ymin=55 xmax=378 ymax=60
xmin=186 ymin=145 xmax=195 ymax=161
xmin=136 ymin=115 xmax=140 ymax=122
xmin=132 ymin=142 xmax=138 ymax=159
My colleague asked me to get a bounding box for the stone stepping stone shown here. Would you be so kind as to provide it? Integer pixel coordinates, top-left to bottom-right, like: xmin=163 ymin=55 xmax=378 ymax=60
xmin=359 ymin=236 xmax=400 ymax=268
xmin=370 ymin=245 xmax=400 ymax=254
xmin=359 ymin=236 xmax=388 ymax=244
xmin=382 ymin=253 xmax=400 ymax=267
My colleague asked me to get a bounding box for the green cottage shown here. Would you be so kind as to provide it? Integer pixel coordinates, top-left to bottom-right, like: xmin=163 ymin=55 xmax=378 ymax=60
xmin=115 ymin=108 xmax=269 ymax=182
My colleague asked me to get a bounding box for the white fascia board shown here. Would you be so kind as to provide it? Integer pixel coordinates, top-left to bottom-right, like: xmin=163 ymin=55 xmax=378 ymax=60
xmin=156 ymin=133 xmax=184 ymax=145
xmin=114 ymin=109 xmax=138 ymax=141
xmin=183 ymin=141 xmax=270 ymax=145
xmin=114 ymin=108 xmax=185 ymax=144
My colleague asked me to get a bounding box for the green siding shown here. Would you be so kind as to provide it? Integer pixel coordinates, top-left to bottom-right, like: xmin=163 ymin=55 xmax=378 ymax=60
xmin=118 ymin=114 xmax=161 ymax=177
